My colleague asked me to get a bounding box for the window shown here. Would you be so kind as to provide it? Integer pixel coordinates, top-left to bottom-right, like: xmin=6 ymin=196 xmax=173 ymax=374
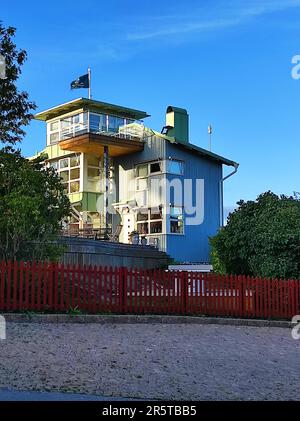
xmin=108 ymin=115 xmax=118 ymax=132
xmin=70 ymin=155 xmax=80 ymax=167
xmin=87 ymin=167 xmax=100 ymax=178
xmin=137 ymin=212 xmax=148 ymax=221
xmin=73 ymin=114 xmax=80 ymax=124
xmin=61 ymin=118 xmax=71 ymax=130
xmin=150 ymin=221 xmax=162 ymax=234
xmin=70 ymin=168 xmax=80 ymax=180
xmin=150 ymin=208 xmax=161 ymax=220
xmin=49 ymin=160 xmax=58 ymax=170
xmin=136 ymin=178 xmax=148 ymax=191
xmin=48 ymin=155 xmax=81 ymax=194
xmin=167 ymin=160 xmax=184 ymax=175
xmin=59 ymin=158 xmax=69 ymax=169
xmin=50 ymin=132 xmax=59 ymax=144
xmin=90 ymin=113 xmax=106 ymax=133
xmin=48 ymin=113 xmax=88 ymax=144
xmin=137 ymin=164 xmax=148 ymax=177
xmin=170 ymin=206 xmax=184 ymax=234
xmin=87 ymin=155 xmax=101 ymax=192
xmin=136 ymin=161 xmax=162 ymax=177
xmin=135 ymin=161 xmax=163 ymax=207
xmin=89 ymin=112 xmax=130 ymax=134
xmin=150 ymin=162 xmax=161 ymax=174
xmin=60 ymin=170 xmax=69 ymax=182
xmin=48 ymin=120 xmax=59 ymax=145
xmin=136 ymin=207 xmax=163 ymax=235
xmin=70 ymin=181 xmax=80 ymax=193
xmin=50 ymin=121 xmax=59 ymax=131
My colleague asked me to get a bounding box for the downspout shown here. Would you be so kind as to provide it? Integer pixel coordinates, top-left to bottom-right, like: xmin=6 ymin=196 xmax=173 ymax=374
xmin=219 ymin=163 xmax=239 ymax=227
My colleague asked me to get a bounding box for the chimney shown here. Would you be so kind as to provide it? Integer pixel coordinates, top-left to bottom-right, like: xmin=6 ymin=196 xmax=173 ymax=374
xmin=165 ymin=106 xmax=189 ymax=144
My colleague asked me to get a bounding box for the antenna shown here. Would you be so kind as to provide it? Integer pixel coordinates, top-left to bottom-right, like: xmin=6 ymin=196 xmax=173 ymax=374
xmin=208 ymin=124 xmax=213 ymax=151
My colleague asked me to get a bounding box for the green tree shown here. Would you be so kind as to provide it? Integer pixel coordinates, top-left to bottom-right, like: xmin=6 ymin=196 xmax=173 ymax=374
xmin=0 ymin=23 xmax=36 ymax=144
xmin=0 ymin=23 xmax=70 ymax=261
xmin=0 ymin=148 xmax=70 ymax=261
xmin=210 ymin=191 xmax=300 ymax=279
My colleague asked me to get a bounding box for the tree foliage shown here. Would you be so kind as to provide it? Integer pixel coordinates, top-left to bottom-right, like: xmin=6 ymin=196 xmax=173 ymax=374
xmin=0 ymin=23 xmax=36 ymax=144
xmin=210 ymin=191 xmax=300 ymax=279
xmin=0 ymin=23 xmax=70 ymax=261
xmin=0 ymin=148 xmax=71 ymax=261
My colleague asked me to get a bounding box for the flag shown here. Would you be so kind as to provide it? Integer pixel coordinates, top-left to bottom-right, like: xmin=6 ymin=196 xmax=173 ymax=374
xmin=70 ymin=73 xmax=89 ymax=89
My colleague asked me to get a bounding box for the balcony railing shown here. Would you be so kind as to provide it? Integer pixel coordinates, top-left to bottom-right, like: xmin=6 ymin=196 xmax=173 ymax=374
xmin=58 ymin=112 xmax=145 ymax=142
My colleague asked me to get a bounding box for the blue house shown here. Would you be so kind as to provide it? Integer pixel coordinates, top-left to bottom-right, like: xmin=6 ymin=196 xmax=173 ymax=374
xmin=34 ymin=98 xmax=238 ymax=263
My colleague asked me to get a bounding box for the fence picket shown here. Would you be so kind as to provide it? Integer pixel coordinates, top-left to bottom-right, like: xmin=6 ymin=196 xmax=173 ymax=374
xmin=24 ymin=261 xmax=30 ymax=310
xmin=0 ymin=260 xmax=299 ymax=320
xmin=0 ymin=260 xmax=5 ymax=310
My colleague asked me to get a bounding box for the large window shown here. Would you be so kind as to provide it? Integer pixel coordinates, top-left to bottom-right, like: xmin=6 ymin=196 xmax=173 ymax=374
xmin=135 ymin=161 xmax=162 ymax=191
xmin=87 ymin=155 xmax=101 ymax=192
xmin=60 ymin=113 xmax=87 ymax=140
xmin=167 ymin=159 xmax=184 ymax=175
xmin=47 ymin=112 xmax=135 ymax=144
xmin=135 ymin=161 xmax=163 ymax=208
xmin=136 ymin=161 xmax=162 ymax=178
xmin=136 ymin=207 xmax=163 ymax=235
xmin=89 ymin=113 xmax=134 ymax=135
xmin=89 ymin=113 xmax=107 ymax=133
xmin=170 ymin=206 xmax=184 ymax=234
xmin=49 ymin=154 xmax=81 ymax=194
xmin=47 ymin=113 xmax=88 ymax=144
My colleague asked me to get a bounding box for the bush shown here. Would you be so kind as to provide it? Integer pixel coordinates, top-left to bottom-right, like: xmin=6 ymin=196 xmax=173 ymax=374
xmin=210 ymin=191 xmax=300 ymax=279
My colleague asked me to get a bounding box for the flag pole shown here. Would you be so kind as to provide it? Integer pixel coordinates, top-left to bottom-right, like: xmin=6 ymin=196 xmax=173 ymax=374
xmin=88 ymin=67 xmax=91 ymax=99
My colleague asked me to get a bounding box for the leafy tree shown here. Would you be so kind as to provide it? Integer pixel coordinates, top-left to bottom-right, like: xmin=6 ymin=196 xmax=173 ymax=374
xmin=0 ymin=24 xmax=70 ymax=261
xmin=0 ymin=23 xmax=36 ymax=144
xmin=0 ymin=148 xmax=71 ymax=261
xmin=210 ymin=191 xmax=300 ymax=279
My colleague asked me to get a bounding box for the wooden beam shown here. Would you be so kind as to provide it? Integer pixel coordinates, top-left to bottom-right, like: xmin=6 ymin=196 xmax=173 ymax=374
xmin=59 ymin=132 xmax=144 ymax=157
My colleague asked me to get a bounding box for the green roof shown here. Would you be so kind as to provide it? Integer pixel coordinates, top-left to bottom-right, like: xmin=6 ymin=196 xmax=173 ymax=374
xmin=35 ymin=97 xmax=150 ymax=121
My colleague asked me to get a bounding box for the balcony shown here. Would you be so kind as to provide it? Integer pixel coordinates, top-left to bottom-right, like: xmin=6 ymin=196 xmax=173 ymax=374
xmin=56 ymin=111 xmax=146 ymax=157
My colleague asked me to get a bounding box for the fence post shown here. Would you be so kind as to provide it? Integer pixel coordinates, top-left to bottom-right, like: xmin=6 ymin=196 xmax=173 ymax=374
xmin=181 ymin=271 xmax=188 ymax=315
xmin=123 ymin=267 xmax=128 ymax=313
xmin=239 ymin=275 xmax=244 ymax=316
xmin=119 ymin=267 xmax=127 ymax=313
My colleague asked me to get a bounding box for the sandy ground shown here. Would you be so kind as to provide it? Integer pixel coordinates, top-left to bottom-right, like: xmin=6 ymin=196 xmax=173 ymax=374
xmin=0 ymin=323 xmax=299 ymax=400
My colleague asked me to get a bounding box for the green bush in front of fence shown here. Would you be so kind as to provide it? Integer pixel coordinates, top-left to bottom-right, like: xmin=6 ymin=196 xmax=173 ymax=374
xmin=210 ymin=191 xmax=300 ymax=279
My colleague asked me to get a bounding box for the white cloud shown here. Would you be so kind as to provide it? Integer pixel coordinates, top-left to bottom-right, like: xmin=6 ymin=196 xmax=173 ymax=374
xmin=126 ymin=0 xmax=300 ymax=42
xmin=127 ymin=18 xmax=240 ymax=41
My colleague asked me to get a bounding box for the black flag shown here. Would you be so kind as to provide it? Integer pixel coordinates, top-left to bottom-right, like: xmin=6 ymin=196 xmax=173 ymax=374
xmin=70 ymin=73 xmax=89 ymax=89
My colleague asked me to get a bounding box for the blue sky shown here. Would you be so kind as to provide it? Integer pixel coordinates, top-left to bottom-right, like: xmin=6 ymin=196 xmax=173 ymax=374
xmin=1 ymin=0 xmax=300 ymax=212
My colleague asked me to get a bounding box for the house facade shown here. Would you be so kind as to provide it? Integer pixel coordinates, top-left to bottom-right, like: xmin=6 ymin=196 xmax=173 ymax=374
xmin=34 ymin=98 xmax=238 ymax=263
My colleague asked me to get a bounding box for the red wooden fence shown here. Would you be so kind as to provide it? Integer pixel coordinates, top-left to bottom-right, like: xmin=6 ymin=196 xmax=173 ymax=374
xmin=0 ymin=260 xmax=299 ymax=320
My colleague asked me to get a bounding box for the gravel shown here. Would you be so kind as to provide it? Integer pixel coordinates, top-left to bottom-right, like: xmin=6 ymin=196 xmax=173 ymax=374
xmin=0 ymin=323 xmax=299 ymax=400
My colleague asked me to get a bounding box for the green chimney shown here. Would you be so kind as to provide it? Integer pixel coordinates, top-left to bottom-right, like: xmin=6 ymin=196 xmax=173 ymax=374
xmin=166 ymin=106 xmax=189 ymax=144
